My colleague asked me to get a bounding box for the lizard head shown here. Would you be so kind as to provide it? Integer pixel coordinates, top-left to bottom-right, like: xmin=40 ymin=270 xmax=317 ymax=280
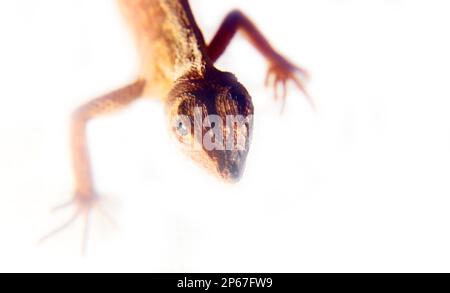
xmin=166 ymin=68 xmax=254 ymax=182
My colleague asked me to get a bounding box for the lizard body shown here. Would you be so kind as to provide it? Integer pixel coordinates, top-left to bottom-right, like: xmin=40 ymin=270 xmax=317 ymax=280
xmin=118 ymin=0 xmax=208 ymax=98
xmin=42 ymin=0 xmax=310 ymax=251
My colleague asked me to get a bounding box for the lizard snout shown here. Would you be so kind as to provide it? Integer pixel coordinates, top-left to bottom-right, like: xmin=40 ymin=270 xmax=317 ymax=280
xmin=216 ymin=150 xmax=247 ymax=183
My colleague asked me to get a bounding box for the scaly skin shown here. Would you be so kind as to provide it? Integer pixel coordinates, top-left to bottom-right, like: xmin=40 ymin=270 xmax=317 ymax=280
xmin=118 ymin=0 xmax=209 ymax=98
xmin=41 ymin=0 xmax=310 ymax=252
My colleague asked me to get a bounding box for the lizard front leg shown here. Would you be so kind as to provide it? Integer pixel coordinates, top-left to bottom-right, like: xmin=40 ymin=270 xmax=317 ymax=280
xmin=207 ymin=10 xmax=312 ymax=111
xmin=41 ymin=79 xmax=145 ymax=253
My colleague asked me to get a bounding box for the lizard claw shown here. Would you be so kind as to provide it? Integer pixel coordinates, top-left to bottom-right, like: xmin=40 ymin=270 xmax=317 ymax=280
xmin=39 ymin=191 xmax=117 ymax=255
xmin=265 ymin=55 xmax=314 ymax=113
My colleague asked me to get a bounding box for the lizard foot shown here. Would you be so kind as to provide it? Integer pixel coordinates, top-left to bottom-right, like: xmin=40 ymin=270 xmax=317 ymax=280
xmin=265 ymin=54 xmax=314 ymax=113
xmin=39 ymin=191 xmax=117 ymax=255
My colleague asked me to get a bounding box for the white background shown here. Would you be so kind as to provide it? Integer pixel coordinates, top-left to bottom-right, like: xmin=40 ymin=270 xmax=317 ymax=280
xmin=1 ymin=0 xmax=450 ymax=272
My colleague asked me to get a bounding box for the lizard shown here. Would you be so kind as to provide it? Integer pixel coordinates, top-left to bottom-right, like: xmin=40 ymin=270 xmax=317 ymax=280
xmin=41 ymin=0 xmax=311 ymax=251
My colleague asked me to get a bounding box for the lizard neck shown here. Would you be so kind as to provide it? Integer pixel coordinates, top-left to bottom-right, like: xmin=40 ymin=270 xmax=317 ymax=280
xmin=160 ymin=0 xmax=211 ymax=79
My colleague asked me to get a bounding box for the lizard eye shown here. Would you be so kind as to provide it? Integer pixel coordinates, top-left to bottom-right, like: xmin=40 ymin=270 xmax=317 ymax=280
xmin=176 ymin=121 xmax=188 ymax=136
